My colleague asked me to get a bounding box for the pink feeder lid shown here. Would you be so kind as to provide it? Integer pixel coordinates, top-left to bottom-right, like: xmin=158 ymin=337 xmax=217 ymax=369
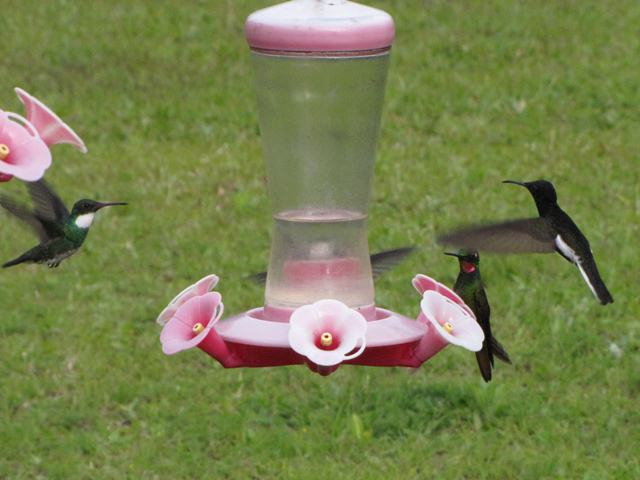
xmin=246 ymin=0 xmax=395 ymax=53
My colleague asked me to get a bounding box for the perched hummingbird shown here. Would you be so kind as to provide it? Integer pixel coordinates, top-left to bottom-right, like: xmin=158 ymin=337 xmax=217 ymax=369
xmin=0 ymin=179 xmax=127 ymax=268
xmin=445 ymin=249 xmax=511 ymax=382
xmin=438 ymin=179 xmax=613 ymax=305
xmin=247 ymin=246 xmax=415 ymax=284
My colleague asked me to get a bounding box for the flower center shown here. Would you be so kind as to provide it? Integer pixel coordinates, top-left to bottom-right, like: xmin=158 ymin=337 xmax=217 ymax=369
xmin=443 ymin=322 xmax=454 ymax=333
xmin=320 ymin=332 xmax=333 ymax=347
xmin=0 ymin=144 xmax=9 ymax=161
xmin=192 ymin=322 xmax=204 ymax=334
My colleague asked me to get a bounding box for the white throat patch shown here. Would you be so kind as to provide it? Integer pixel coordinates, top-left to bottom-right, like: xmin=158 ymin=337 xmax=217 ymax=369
xmin=75 ymin=213 xmax=95 ymax=229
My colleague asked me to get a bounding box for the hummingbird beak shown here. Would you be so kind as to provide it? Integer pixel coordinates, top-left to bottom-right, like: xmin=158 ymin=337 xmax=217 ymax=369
xmin=444 ymin=251 xmax=462 ymax=258
xmin=96 ymin=201 xmax=128 ymax=210
xmin=502 ymin=179 xmax=527 ymax=187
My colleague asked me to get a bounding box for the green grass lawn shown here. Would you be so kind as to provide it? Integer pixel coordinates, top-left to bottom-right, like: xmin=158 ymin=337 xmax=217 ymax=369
xmin=1 ymin=0 xmax=639 ymax=478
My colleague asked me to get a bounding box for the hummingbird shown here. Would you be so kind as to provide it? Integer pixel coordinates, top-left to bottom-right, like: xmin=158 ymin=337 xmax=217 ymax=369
xmin=438 ymin=179 xmax=613 ymax=305
xmin=445 ymin=249 xmax=511 ymax=382
xmin=247 ymin=246 xmax=416 ymax=284
xmin=0 ymin=179 xmax=127 ymax=268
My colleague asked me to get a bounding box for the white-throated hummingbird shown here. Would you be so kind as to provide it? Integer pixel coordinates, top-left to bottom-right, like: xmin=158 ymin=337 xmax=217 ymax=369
xmin=0 ymin=179 xmax=127 ymax=268
xmin=445 ymin=249 xmax=511 ymax=382
xmin=438 ymin=179 xmax=613 ymax=305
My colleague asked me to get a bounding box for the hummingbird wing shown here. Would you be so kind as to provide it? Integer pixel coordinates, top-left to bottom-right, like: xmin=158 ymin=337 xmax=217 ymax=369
xmin=26 ymin=179 xmax=70 ymax=223
xmin=246 ymin=270 xmax=268 ymax=284
xmin=0 ymin=195 xmax=53 ymax=242
xmin=370 ymin=246 xmax=416 ymax=278
xmin=438 ymin=218 xmax=556 ymax=254
xmin=246 ymin=246 xmax=416 ymax=284
xmin=490 ymin=336 xmax=512 ymax=364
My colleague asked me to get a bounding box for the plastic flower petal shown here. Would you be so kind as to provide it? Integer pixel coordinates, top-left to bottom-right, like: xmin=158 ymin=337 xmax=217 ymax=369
xmin=160 ymin=291 xmax=224 ymax=355
xmin=15 ymin=88 xmax=87 ymax=153
xmin=288 ymin=299 xmax=367 ymax=367
xmin=156 ymin=274 xmax=219 ymax=325
xmin=0 ymin=111 xmax=51 ymax=182
xmin=420 ymin=291 xmax=484 ymax=352
xmin=413 ymin=273 xmax=474 ymax=316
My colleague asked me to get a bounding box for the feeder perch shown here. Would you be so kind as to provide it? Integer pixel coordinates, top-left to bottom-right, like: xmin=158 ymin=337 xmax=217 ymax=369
xmin=158 ymin=0 xmax=485 ymax=375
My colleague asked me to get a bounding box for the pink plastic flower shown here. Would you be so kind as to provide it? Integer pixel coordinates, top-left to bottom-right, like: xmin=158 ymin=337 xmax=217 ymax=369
xmin=15 ymin=88 xmax=87 ymax=153
xmin=0 ymin=110 xmax=51 ymax=182
xmin=412 ymin=274 xmax=474 ymax=316
xmin=156 ymin=274 xmax=219 ymax=325
xmin=413 ymin=274 xmax=484 ymax=351
xmin=160 ymin=291 xmax=224 ymax=355
xmin=0 ymin=88 xmax=87 ymax=182
xmin=288 ymin=299 xmax=367 ymax=367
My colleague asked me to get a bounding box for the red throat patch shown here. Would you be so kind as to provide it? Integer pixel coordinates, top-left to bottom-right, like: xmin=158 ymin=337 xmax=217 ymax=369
xmin=462 ymin=261 xmax=476 ymax=273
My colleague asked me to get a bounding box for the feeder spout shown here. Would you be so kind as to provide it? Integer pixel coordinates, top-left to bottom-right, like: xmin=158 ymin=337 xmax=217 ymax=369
xmin=412 ymin=320 xmax=450 ymax=364
xmin=197 ymin=328 xmax=243 ymax=368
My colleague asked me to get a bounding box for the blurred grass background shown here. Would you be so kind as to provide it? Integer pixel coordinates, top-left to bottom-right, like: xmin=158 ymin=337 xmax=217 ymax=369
xmin=0 ymin=0 xmax=639 ymax=478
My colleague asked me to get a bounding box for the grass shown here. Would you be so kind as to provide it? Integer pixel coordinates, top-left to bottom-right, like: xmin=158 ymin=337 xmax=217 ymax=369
xmin=1 ymin=0 xmax=639 ymax=478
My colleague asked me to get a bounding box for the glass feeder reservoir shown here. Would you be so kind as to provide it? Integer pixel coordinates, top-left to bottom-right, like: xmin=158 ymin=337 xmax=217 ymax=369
xmin=247 ymin=0 xmax=395 ymax=316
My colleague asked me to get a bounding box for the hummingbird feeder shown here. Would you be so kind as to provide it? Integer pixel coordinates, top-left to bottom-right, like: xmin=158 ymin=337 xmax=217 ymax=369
xmin=158 ymin=0 xmax=485 ymax=375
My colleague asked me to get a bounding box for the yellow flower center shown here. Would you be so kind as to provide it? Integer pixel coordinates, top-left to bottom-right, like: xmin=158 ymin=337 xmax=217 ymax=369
xmin=0 ymin=144 xmax=10 ymax=161
xmin=320 ymin=332 xmax=333 ymax=347
xmin=443 ymin=322 xmax=454 ymax=333
xmin=192 ymin=322 xmax=204 ymax=334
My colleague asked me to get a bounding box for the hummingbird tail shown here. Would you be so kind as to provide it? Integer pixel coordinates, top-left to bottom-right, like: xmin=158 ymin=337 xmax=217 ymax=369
xmin=577 ymin=258 xmax=614 ymax=305
xmin=2 ymin=254 xmax=31 ymax=268
xmin=490 ymin=336 xmax=512 ymax=364
xmin=475 ymin=347 xmax=492 ymax=383
xmin=476 ymin=336 xmax=511 ymax=382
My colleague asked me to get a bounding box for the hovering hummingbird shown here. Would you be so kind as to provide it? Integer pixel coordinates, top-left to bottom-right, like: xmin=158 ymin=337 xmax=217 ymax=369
xmin=438 ymin=179 xmax=613 ymax=305
xmin=247 ymin=246 xmax=416 ymax=284
xmin=0 ymin=179 xmax=127 ymax=268
xmin=445 ymin=249 xmax=511 ymax=382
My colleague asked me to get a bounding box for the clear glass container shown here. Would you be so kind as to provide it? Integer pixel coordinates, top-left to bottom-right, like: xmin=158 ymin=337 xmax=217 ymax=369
xmin=252 ymin=51 xmax=390 ymax=310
